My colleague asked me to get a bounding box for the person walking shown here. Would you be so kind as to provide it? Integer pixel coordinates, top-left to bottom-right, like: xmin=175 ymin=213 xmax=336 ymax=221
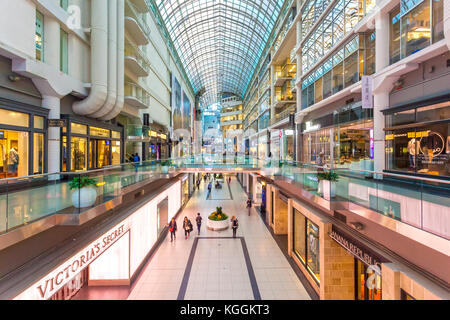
xmin=228 ymin=176 xmax=232 ymax=185
xmin=208 ymin=182 xmax=212 ymax=196
xmin=246 ymin=198 xmax=252 ymax=216
xmin=183 ymin=217 xmax=193 ymax=239
xmin=196 ymin=213 xmax=202 ymax=235
xmin=196 ymin=179 xmax=201 ymax=191
xmin=168 ymin=218 xmax=177 ymax=242
xmin=231 ymin=216 xmax=239 ymax=238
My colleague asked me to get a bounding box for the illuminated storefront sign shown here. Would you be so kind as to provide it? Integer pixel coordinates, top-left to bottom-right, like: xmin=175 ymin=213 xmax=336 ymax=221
xmin=14 ymin=223 xmax=130 ymax=300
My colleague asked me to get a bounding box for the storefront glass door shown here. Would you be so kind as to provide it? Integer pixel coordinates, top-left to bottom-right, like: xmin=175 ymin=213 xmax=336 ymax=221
xmin=355 ymin=259 xmax=382 ymax=300
xmin=89 ymin=139 xmax=111 ymax=169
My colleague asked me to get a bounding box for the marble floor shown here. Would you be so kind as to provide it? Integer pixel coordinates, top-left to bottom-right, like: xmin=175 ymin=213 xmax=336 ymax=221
xmin=128 ymin=176 xmax=311 ymax=300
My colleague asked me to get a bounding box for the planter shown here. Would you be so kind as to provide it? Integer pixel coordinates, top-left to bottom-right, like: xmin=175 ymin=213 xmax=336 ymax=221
xmin=207 ymin=218 xmax=230 ymax=231
xmin=320 ymin=180 xmax=336 ymax=200
xmin=72 ymin=187 xmax=97 ymax=208
xmin=161 ymin=166 xmax=169 ymax=174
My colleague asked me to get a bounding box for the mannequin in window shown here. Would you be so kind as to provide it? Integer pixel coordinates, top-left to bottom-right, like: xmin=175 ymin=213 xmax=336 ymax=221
xmin=8 ymin=147 xmax=19 ymax=174
xmin=407 ymin=138 xmax=419 ymax=169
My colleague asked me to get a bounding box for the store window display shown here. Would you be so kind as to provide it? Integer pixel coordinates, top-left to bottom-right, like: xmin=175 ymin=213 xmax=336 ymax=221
xmin=385 ymin=101 xmax=450 ymax=177
xmin=0 ymin=130 xmax=28 ymax=178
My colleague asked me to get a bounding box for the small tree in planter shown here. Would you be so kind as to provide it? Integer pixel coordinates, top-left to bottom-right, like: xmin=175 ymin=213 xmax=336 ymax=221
xmin=69 ymin=176 xmax=98 ymax=208
xmin=317 ymin=171 xmax=339 ymax=200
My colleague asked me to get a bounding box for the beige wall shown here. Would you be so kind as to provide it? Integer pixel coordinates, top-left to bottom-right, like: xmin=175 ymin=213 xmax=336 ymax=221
xmin=382 ymin=263 xmax=450 ymax=300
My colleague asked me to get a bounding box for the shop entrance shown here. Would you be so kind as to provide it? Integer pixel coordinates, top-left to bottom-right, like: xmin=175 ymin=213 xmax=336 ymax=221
xmin=89 ymin=139 xmax=111 ymax=169
xmin=355 ymin=259 xmax=382 ymax=300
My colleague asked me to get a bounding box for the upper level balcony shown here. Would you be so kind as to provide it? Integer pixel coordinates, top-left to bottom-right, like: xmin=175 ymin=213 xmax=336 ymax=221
xmin=125 ymin=0 xmax=151 ymax=45
xmin=124 ymin=82 xmax=150 ymax=109
xmin=124 ymin=43 xmax=150 ymax=77
xmin=270 ymin=105 xmax=296 ymax=126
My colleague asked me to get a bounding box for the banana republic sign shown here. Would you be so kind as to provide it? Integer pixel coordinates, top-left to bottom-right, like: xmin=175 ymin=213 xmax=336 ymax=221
xmin=14 ymin=223 xmax=129 ymax=300
xmin=329 ymin=226 xmax=388 ymax=267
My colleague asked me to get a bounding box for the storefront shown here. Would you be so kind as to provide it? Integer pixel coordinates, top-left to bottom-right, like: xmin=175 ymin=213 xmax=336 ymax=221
xmin=258 ymin=132 xmax=268 ymax=160
xmin=182 ymin=175 xmax=190 ymax=207
xmin=301 ymin=101 xmax=374 ymax=171
xmin=384 ymin=97 xmax=450 ymax=178
xmin=329 ymin=226 xmax=387 ymax=300
xmin=249 ymin=135 xmax=258 ymax=158
xmin=61 ymin=115 xmax=123 ymax=172
xmin=0 ymin=102 xmax=47 ymax=179
xmin=14 ymin=180 xmax=182 ymax=300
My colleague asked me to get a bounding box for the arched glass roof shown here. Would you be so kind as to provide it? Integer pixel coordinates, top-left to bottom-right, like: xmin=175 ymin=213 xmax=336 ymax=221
xmin=155 ymin=0 xmax=285 ymax=106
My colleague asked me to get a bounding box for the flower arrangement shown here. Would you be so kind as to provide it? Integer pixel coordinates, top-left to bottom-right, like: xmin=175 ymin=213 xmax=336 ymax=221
xmin=69 ymin=176 xmax=97 ymax=190
xmin=208 ymin=207 xmax=229 ymax=221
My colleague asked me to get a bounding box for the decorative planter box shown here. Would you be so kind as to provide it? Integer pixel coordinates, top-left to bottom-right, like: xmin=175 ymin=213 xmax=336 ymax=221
xmin=72 ymin=187 xmax=97 ymax=208
xmin=207 ymin=218 xmax=230 ymax=231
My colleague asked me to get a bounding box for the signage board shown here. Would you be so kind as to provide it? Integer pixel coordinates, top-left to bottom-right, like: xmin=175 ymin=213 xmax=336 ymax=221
xmin=330 ymin=226 xmax=389 ymax=269
xmin=48 ymin=119 xmax=66 ymax=128
xmin=362 ymin=76 xmax=373 ymax=109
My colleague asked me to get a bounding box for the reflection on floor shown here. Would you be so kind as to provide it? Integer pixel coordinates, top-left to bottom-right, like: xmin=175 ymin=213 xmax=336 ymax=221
xmin=127 ymin=176 xmax=311 ymax=301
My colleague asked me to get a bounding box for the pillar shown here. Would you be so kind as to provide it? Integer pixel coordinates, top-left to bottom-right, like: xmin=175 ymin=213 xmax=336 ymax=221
xmin=270 ymin=63 xmax=276 ymax=121
xmin=373 ymin=12 xmax=390 ymax=176
xmin=43 ymin=16 xmax=62 ymax=174
xmin=44 ymin=96 xmax=61 ymax=174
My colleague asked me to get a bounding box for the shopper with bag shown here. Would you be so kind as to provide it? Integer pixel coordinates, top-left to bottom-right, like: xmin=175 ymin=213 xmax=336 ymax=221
xmin=169 ymin=218 xmax=177 ymax=242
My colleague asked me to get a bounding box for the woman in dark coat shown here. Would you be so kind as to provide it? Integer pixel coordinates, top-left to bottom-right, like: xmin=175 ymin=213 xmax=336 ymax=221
xmin=169 ymin=218 xmax=177 ymax=242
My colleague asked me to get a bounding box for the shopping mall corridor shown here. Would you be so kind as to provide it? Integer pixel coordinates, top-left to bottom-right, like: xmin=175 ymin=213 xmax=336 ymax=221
xmin=127 ymin=176 xmax=311 ymax=300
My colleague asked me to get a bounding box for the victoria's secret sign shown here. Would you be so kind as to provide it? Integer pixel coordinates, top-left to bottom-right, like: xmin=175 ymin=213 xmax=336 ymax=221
xmin=329 ymin=226 xmax=388 ymax=267
xmin=15 ymin=223 xmax=129 ymax=300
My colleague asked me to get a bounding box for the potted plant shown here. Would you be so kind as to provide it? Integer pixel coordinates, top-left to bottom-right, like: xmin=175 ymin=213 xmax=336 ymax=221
xmin=69 ymin=176 xmax=98 ymax=208
xmin=207 ymin=207 xmax=230 ymax=231
xmin=160 ymin=160 xmax=170 ymax=174
xmin=317 ymin=171 xmax=339 ymax=200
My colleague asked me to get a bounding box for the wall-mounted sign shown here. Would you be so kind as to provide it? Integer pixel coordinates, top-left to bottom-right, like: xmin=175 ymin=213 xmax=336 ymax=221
xmin=330 ymin=226 xmax=389 ymax=268
xmin=47 ymin=119 xmax=66 ymax=128
xmin=304 ymin=121 xmax=320 ymax=133
xmin=362 ymin=76 xmax=373 ymax=109
xmin=15 ymin=223 xmax=129 ymax=300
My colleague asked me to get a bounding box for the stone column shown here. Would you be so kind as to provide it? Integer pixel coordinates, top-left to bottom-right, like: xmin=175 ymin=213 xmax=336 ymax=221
xmin=373 ymin=11 xmax=390 ymax=176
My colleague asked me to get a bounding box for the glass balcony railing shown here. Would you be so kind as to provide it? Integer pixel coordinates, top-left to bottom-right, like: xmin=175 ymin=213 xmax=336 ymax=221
xmin=126 ymin=124 xmax=150 ymax=137
xmin=1 ymin=156 xmax=449 ymax=240
xmin=271 ymin=106 xmax=296 ymax=125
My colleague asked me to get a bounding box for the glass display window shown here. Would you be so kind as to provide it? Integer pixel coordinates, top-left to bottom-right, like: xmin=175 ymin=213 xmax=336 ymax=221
xmin=71 ymin=137 xmax=87 ymax=171
xmin=293 ymin=208 xmax=320 ymax=285
xmin=0 ymin=130 xmax=29 ymax=179
xmin=386 ymin=123 xmax=449 ymax=177
xmin=111 ymin=141 xmax=121 ymax=165
xmin=33 ymin=133 xmax=44 ymax=175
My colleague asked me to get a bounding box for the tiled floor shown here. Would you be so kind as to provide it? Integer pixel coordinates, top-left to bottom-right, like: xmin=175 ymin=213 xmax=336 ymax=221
xmin=128 ymin=176 xmax=311 ymax=300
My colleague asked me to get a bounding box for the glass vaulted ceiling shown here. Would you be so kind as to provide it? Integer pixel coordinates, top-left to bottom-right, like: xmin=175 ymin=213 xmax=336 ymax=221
xmin=155 ymin=0 xmax=284 ymax=106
